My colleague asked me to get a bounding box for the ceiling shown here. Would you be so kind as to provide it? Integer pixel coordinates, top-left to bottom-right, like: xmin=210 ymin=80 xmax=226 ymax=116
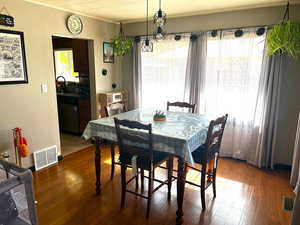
xmin=25 ymin=0 xmax=295 ymax=23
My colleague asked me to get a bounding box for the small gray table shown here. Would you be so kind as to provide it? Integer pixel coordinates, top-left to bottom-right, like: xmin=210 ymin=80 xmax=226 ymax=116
xmin=83 ymin=108 xmax=211 ymax=225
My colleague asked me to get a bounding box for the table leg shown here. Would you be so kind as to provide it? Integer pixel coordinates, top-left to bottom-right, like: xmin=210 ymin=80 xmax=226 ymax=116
xmin=176 ymin=157 xmax=187 ymax=225
xmin=95 ymin=137 xmax=101 ymax=195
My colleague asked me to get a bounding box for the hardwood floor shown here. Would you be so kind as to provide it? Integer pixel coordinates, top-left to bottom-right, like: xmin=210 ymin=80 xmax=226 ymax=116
xmin=60 ymin=133 xmax=92 ymax=156
xmin=33 ymin=146 xmax=294 ymax=225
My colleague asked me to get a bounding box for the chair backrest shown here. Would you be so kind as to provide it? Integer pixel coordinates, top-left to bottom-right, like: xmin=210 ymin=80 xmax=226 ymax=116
xmin=167 ymin=101 xmax=196 ymax=113
xmin=203 ymin=114 xmax=228 ymax=160
xmin=114 ymin=118 xmax=154 ymax=162
xmin=105 ymin=103 xmax=125 ymax=117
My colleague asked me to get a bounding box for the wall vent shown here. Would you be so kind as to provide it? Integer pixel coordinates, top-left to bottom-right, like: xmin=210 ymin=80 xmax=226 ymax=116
xmin=282 ymin=196 xmax=294 ymax=211
xmin=33 ymin=145 xmax=58 ymax=171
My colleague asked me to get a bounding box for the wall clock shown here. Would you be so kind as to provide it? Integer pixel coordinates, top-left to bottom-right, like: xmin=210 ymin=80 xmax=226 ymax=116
xmin=66 ymin=15 xmax=83 ymax=35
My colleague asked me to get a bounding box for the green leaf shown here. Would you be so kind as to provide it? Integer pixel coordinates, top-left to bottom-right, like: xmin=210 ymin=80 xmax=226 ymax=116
xmin=111 ymin=34 xmax=133 ymax=56
xmin=267 ymin=21 xmax=300 ymax=59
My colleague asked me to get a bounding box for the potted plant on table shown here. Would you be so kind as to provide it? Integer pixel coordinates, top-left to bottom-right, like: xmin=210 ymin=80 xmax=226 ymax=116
xmin=153 ymin=110 xmax=167 ymax=121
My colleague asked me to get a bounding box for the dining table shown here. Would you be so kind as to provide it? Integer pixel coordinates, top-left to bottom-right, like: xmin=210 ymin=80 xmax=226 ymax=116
xmin=82 ymin=108 xmax=211 ymax=225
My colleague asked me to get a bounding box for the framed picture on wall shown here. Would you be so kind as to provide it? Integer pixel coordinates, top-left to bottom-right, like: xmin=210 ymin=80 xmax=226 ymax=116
xmin=0 ymin=29 xmax=28 ymax=85
xmin=103 ymin=42 xmax=114 ymax=63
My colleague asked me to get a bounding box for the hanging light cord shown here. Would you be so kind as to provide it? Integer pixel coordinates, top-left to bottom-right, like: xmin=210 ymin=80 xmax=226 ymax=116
xmin=159 ymin=0 xmax=161 ymax=9
xmin=146 ymin=0 xmax=149 ymax=37
xmin=282 ymin=2 xmax=290 ymax=22
xmin=120 ymin=22 xmax=123 ymax=35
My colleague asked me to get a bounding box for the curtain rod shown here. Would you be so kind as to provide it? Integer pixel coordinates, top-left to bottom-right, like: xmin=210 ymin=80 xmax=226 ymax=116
xmin=128 ymin=24 xmax=273 ymax=38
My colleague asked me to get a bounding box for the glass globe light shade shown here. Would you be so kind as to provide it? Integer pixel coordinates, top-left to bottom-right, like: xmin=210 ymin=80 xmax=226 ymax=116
xmin=153 ymin=9 xmax=166 ymax=27
xmin=142 ymin=38 xmax=153 ymax=52
xmin=153 ymin=26 xmax=166 ymax=41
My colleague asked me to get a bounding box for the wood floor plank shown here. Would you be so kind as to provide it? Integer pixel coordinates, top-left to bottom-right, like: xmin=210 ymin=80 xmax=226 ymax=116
xmin=33 ymin=146 xmax=294 ymax=225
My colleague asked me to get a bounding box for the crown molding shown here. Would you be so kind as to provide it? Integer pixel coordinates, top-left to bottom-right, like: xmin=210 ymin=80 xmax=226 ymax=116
xmin=24 ymin=0 xmax=120 ymax=24
xmin=121 ymin=1 xmax=300 ymax=24
xmin=24 ymin=0 xmax=300 ymax=25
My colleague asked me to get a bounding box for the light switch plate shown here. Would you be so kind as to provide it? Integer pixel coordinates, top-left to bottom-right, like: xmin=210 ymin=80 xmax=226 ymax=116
xmin=41 ymin=84 xmax=48 ymax=93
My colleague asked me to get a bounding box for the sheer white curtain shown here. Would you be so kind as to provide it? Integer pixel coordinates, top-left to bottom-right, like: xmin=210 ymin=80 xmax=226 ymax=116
xmin=203 ymin=29 xmax=266 ymax=162
xmin=141 ymin=36 xmax=190 ymax=109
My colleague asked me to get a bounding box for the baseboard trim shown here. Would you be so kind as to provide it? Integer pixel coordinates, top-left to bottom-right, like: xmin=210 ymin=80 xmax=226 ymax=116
xmin=274 ymin=163 xmax=292 ymax=170
xmin=219 ymin=156 xmax=292 ymax=170
xmin=58 ymin=155 xmax=64 ymax=161
xmin=29 ymin=165 xmax=35 ymax=172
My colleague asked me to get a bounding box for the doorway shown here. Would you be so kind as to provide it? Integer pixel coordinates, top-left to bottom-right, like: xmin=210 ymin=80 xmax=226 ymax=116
xmin=52 ymin=36 xmax=93 ymax=156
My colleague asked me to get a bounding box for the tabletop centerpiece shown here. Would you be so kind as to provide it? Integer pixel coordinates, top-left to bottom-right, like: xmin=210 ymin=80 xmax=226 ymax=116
xmin=153 ymin=110 xmax=167 ymax=121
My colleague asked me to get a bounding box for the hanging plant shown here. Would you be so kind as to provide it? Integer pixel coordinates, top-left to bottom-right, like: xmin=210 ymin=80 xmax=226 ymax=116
xmin=111 ymin=23 xmax=133 ymax=56
xmin=267 ymin=3 xmax=300 ymax=58
xmin=267 ymin=21 xmax=300 ymax=58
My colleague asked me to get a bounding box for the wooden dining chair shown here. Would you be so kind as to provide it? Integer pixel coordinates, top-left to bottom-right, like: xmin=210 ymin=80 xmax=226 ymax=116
xmin=114 ymin=118 xmax=173 ymax=218
xmin=167 ymin=101 xmax=196 ymax=113
xmin=104 ymin=103 xmax=126 ymax=180
xmin=164 ymin=101 xmax=196 ymax=173
xmin=186 ymin=114 xmax=228 ymax=210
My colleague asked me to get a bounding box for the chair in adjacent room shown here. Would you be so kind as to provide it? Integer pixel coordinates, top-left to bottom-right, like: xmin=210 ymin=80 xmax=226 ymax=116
xmin=114 ymin=118 xmax=173 ymax=218
xmin=105 ymin=102 xmax=126 ymax=117
xmin=186 ymin=114 xmax=228 ymax=210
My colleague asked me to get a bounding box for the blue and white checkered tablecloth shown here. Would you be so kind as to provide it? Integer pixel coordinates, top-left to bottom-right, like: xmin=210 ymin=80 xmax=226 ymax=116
xmin=83 ymin=108 xmax=211 ymax=164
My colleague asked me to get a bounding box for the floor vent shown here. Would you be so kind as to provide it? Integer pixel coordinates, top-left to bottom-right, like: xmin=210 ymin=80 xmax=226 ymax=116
xmin=33 ymin=145 xmax=58 ymax=171
xmin=282 ymin=196 xmax=294 ymax=211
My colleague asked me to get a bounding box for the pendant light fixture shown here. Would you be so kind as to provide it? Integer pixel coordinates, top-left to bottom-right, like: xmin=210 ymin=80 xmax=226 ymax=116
xmin=153 ymin=0 xmax=167 ymax=40
xmin=153 ymin=0 xmax=166 ymax=27
xmin=142 ymin=0 xmax=153 ymax=52
xmin=153 ymin=26 xmax=166 ymax=40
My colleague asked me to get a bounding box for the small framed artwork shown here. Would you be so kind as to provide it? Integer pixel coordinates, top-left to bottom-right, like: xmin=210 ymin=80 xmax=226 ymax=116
xmin=103 ymin=42 xmax=114 ymax=63
xmin=0 ymin=29 xmax=28 ymax=85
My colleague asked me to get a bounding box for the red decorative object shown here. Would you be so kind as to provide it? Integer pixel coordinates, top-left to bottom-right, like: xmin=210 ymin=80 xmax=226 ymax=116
xmin=12 ymin=127 xmax=30 ymax=166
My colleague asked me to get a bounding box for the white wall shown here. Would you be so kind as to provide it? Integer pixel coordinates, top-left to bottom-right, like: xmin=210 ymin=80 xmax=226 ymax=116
xmin=0 ymin=0 xmax=121 ymax=167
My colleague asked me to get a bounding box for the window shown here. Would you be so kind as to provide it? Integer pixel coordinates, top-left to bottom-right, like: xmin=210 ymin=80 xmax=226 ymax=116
xmin=141 ymin=37 xmax=189 ymax=109
xmin=54 ymin=50 xmax=79 ymax=82
xmin=204 ymin=30 xmax=265 ymax=122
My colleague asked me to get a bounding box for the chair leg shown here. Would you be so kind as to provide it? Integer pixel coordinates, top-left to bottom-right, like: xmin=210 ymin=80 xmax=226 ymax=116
xmin=200 ymin=163 xmax=207 ymax=211
xmin=135 ymin=169 xmax=139 ymax=191
xmin=212 ymin=154 xmax=219 ymax=198
xmin=141 ymin=169 xmax=144 ymax=191
xmin=212 ymin=168 xmax=217 ymax=198
xmin=146 ymin=168 xmax=153 ymax=218
xmin=110 ymin=144 xmax=115 ymax=180
xmin=121 ymin=164 xmax=127 ymax=208
xmin=167 ymin=157 xmax=173 ymax=201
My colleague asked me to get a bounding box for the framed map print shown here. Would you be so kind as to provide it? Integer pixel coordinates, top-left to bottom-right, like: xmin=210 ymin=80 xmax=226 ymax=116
xmin=0 ymin=29 xmax=28 ymax=85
